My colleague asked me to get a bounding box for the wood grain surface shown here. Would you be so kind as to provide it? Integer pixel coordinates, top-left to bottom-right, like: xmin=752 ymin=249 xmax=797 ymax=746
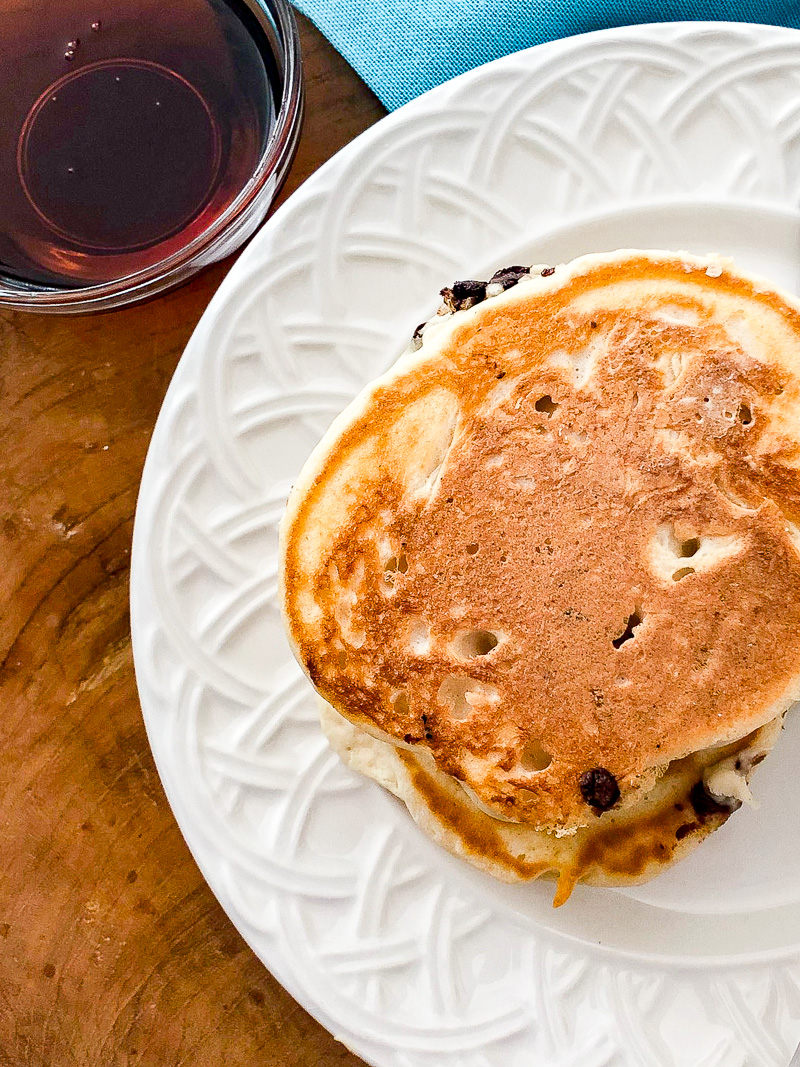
xmin=0 ymin=16 xmax=384 ymax=1066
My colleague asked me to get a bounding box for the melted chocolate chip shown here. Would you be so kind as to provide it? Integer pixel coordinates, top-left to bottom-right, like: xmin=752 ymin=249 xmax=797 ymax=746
xmin=440 ymin=279 xmax=487 ymax=312
xmin=540 ymin=266 xmax=556 ymax=277
xmin=675 ymin=821 xmax=699 ymax=841
xmin=489 ymin=265 xmax=530 ymax=290
xmin=579 ymin=767 xmax=620 ymax=811
xmin=689 ymin=781 xmax=741 ymax=819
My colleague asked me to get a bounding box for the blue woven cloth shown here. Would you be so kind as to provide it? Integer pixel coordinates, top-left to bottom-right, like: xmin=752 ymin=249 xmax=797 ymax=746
xmin=291 ymin=0 xmax=800 ymax=110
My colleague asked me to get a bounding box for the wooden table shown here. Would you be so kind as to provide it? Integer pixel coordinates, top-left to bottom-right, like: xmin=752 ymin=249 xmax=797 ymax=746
xmin=0 ymin=17 xmax=384 ymax=1065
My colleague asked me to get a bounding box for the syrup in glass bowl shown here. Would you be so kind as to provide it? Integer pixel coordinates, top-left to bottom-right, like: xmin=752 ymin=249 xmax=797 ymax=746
xmin=0 ymin=0 xmax=301 ymax=307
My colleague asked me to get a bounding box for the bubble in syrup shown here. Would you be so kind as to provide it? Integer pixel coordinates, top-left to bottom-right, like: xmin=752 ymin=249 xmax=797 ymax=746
xmin=68 ymin=38 xmax=80 ymax=48
xmin=91 ymin=20 xmax=101 ymax=31
xmin=64 ymin=49 xmax=75 ymax=60
xmin=67 ymin=167 xmax=75 ymax=174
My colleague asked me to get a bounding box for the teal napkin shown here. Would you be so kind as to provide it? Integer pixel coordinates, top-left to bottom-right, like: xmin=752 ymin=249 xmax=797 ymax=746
xmin=291 ymin=1 xmax=800 ymax=110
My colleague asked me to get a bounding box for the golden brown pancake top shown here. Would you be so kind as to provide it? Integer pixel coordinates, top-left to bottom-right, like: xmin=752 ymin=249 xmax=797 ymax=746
xmin=281 ymin=252 xmax=800 ymax=831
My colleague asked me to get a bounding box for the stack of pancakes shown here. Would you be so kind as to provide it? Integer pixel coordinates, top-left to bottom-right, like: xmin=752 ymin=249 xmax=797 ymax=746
xmin=279 ymin=250 xmax=800 ymax=904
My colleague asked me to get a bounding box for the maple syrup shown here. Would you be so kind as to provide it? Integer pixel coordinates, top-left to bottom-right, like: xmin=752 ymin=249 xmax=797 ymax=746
xmin=1 ymin=0 xmax=278 ymax=287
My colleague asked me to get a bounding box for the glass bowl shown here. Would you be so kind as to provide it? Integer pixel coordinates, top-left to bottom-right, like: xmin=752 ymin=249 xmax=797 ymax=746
xmin=0 ymin=0 xmax=303 ymax=314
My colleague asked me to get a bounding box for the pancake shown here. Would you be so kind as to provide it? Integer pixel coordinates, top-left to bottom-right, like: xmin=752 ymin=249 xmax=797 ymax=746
xmin=320 ymin=699 xmax=782 ymax=905
xmin=280 ymin=249 xmax=800 ymax=894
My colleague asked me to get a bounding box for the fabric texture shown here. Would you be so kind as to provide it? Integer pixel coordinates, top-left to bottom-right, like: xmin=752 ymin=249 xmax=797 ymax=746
xmin=290 ymin=0 xmax=800 ymax=110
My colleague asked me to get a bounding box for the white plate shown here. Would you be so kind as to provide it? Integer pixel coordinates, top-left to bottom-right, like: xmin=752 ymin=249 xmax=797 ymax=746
xmin=131 ymin=22 xmax=800 ymax=1065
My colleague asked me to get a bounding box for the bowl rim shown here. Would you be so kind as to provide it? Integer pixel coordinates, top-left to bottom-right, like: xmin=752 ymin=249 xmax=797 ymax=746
xmin=0 ymin=0 xmax=304 ymax=313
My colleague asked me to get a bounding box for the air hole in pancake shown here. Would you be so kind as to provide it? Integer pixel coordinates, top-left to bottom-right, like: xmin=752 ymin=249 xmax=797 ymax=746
xmin=612 ymin=609 xmax=642 ymax=649
xmin=453 ymin=629 xmax=498 ymax=658
xmin=466 ymin=543 xmax=479 ymax=555
xmin=652 ymin=523 xmax=744 ymax=579
xmin=520 ymin=739 xmax=552 ymax=772
xmin=678 ymin=537 xmax=700 ymax=558
xmin=437 ymin=675 xmax=499 ymax=719
xmin=391 ymin=691 xmax=410 ymax=716
xmin=385 ymin=553 xmax=409 ymax=575
xmin=738 ymin=403 xmax=753 ymax=425
xmin=408 ymin=618 xmax=431 ymax=654
xmin=534 ymin=395 xmax=559 ymax=416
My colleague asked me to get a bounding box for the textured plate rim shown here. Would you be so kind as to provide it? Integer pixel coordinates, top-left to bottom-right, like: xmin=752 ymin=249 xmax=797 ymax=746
xmin=130 ymin=20 xmax=800 ymax=1066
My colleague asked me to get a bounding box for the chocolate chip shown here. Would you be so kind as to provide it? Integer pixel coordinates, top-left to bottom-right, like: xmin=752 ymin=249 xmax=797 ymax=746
xmin=540 ymin=266 xmax=556 ymax=277
xmin=579 ymin=767 xmax=620 ymax=811
xmin=489 ymin=265 xmax=530 ymax=290
xmin=496 ymin=371 xmax=506 ymax=379
xmin=441 ymin=279 xmax=487 ymax=312
xmin=440 ymin=287 xmax=456 ymax=311
xmin=689 ymin=781 xmax=741 ymax=819
xmin=675 ymin=821 xmax=699 ymax=840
